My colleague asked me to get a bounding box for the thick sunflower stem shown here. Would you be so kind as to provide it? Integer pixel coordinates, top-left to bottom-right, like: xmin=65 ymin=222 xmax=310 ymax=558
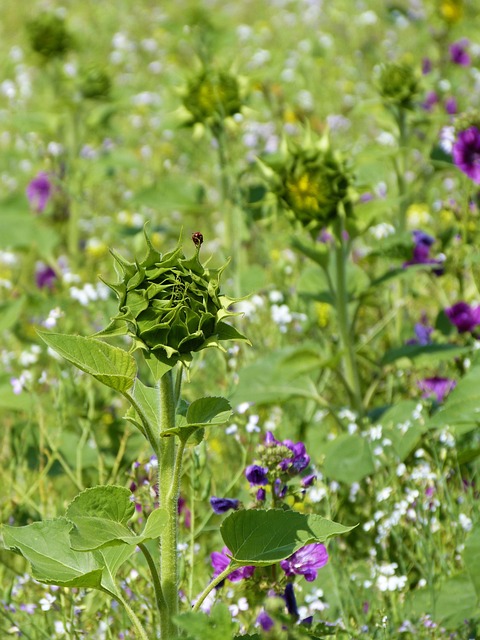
xmin=334 ymin=216 xmax=363 ymax=416
xmin=158 ymin=369 xmax=180 ymax=639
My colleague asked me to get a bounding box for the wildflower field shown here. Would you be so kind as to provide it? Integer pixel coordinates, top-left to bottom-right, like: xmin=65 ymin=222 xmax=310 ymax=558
xmin=2 ymin=0 xmax=480 ymax=638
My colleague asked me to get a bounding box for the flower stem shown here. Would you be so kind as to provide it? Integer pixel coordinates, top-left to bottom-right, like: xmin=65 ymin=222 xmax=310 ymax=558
xmin=394 ymin=106 xmax=409 ymax=234
xmin=192 ymin=565 xmax=234 ymax=612
xmin=333 ymin=215 xmax=363 ymax=414
xmin=110 ymin=592 xmax=150 ymax=640
xmin=212 ymin=122 xmax=241 ymax=297
xmin=158 ymin=369 xmax=180 ymax=639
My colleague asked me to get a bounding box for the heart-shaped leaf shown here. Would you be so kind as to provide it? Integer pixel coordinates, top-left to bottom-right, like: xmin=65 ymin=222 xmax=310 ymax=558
xmin=66 ymin=486 xmax=166 ymax=550
xmin=38 ymin=332 xmax=137 ymax=393
xmin=1 ymin=519 xmax=103 ymax=588
xmin=221 ymin=509 xmax=355 ymax=566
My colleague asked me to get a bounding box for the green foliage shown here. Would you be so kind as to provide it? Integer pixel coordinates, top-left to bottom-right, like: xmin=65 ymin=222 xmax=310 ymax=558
xmin=221 ymin=510 xmax=354 ymax=566
xmin=175 ymin=603 xmax=239 ymax=639
xmin=38 ymin=332 xmax=137 ymax=393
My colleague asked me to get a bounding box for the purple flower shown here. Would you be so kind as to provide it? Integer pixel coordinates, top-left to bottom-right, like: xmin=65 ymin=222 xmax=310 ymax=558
xmin=422 ymin=57 xmax=432 ymax=75
xmin=280 ymin=543 xmax=328 ymax=582
xmin=284 ymin=582 xmax=299 ymax=617
xmin=301 ymin=473 xmax=317 ymax=488
xmin=273 ymin=437 xmax=310 ymax=474
xmin=444 ymin=97 xmax=457 ymax=115
xmin=35 ymin=262 xmax=57 ymax=289
xmin=450 ymin=39 xmax=471 ymax=66
xmin=407 ymin=320 xmax=433 ymax=346
xmin=452 ymin=126 xmax=480 ymax=184
xmin=245 ymin=464 xmax=269 ymax=486
xmin=403 ymin=230 xmax=444 ymax=273
xmin=210 ymin=497 xmax=239 ymax=514
xmin=418 ymin=377 xmax=456 ymax=402
xmin=256 ymin=487 xmax=266 ymax=501
xmin=257 ymin=610 xmax=274 ymax=631
xmin=26 ymin=172 xmax=53 ymax=213
xmin=445 ymin=301 xmax=480 ymax=333
xmin=211 ymin=546 xmax=255 ymax=582
xmin=422 ymin=90 xmax=439 ymax=111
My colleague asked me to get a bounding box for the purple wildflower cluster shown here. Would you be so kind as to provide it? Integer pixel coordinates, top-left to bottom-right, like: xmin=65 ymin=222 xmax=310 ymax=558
xmin=26 ymin=172 xmax=53 ymax=213
xmin=244 ymin=431 xmax=312 ymax=499
xmin=445 ymin=301 xmax=480 ymax=333
xmin=452 ymin=126 xmax=480 ymax=184
xmin=403 ymin=230 xmax=443 ymax=273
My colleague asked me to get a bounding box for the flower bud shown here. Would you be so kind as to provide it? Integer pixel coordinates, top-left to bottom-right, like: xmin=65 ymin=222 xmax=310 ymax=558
xmin=183 ymin=69 xmax=242 ymax=126
xmin=79 ymin=64 xmax=112 ymax=100
xmin=377 ymin=62 xmax=420 ymax=109
xmin=27 ymin=13 xmax=72 ymax=60
xmin=265 ymin=137 xmax=353 ymax=231
xmin=100 ymin=230 xmax=248 ymax=368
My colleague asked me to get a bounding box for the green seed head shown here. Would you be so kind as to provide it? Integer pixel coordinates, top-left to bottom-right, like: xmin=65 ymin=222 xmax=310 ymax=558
xmin=377 ymin=62 xmax=420 ymax=109
xmin=266 ymin=138 xmax=353 ymax=231
xmin=101 ymin=231 xmax=248 ymax=367
xmin=183 ymin=69 xmax=242 ymax=125
xmin=27 ymin=13 xmax=72 ymax=60
xmin=79 ymin=64 xmax=112 ymax=100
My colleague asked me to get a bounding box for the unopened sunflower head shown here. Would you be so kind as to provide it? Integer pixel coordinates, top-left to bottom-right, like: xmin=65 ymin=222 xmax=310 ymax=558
xmin=182 ymin=69 xmax=243 ymax=127
xmin=261 ymin=136 xmax=353 ymax=232
xmin=99 ymin=230 xmax=248 ymax=368
xmin=26 ymin=13 xmax=72 ymax=61
xmin=376 ymin=62 xmax=420 ymax=109
xmin=79 ymin=64 xmax=112 ymax=100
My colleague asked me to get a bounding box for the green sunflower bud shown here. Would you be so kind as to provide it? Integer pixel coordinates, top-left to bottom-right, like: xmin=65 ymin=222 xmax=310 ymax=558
xmin=27 ymin=13 xmax=72 ymax=60
xmin=183 ymin=69 xmax=242 ymax=126
xmin=99 ymin=230 xmax=249 ymax=369
xmin=263 ymin=137 xmax=353 ymax=231
xmin=376 ymin=62 xmax=420 ymax=109
xmin=79 ymin=64 xmax=112 ymax=100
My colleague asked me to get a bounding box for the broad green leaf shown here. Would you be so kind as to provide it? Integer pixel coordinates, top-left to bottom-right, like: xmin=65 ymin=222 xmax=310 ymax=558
xmin=1 ymin=519 xmax=103 ymax=588
xmin=221 ymin=509 xmax=354 ymax=566
xmin=0 ymin=297 xmax=24 ymax=332
xmin=144 ymin=351 xmax=173 ymax=382
xmin=0 ymin=207 xmax=59 ymax=252
xmin=464 ymin=525 xmax=480 ymax=599
xmin=66 ymin=486 xmax=166 ymax=550
xmin=323 ymin=434 xmax=375 ymax=483
xmin=38 ymin=332 xmax=137 ymax=393
xmin=406 ymin=572 xmax=477 ymax=629
xmin=162 ymin=397 xmax=232 ymax=440
xmin=378 ymin=400 xmax=425 ymax=461
xmin=98 ymin=544 xmax=137 ymax=595
xmin=67 ymin=486 xmax=134 ymax=550
xmin=230 ymin=348 xmax=322 ymax=406
xmin=125 ymin=378 xmax=160 ymax=435
xmin=426 ymin=364 xmax=480 ymax=434
xmin=381 ymin=343 xmax=468 ymax=366
xmin=186 ymin=397 xmax=232 ymax=426
xmin=0 ymin=383 xmax=33 ymax=412
xmin=174 ymin=603 xmax=238 ymax=639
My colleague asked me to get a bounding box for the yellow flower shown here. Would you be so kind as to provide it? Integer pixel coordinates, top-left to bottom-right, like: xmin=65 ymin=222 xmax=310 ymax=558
xmin=406 ymin=203 xmax=431 ymax=227
xmin=439 ymin=0 xmax=463 ymax=23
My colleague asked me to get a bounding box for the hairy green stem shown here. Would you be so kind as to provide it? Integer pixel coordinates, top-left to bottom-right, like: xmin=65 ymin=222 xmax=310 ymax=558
xmin=334 ymin=215 xmax=363 ymax=414
xmin=158 ymin=370 xmax=179 ymax=639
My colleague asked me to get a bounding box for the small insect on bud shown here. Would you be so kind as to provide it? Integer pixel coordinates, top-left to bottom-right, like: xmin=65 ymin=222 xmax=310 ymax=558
xmin=192 ymin=232 xmax=204 ymax=247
